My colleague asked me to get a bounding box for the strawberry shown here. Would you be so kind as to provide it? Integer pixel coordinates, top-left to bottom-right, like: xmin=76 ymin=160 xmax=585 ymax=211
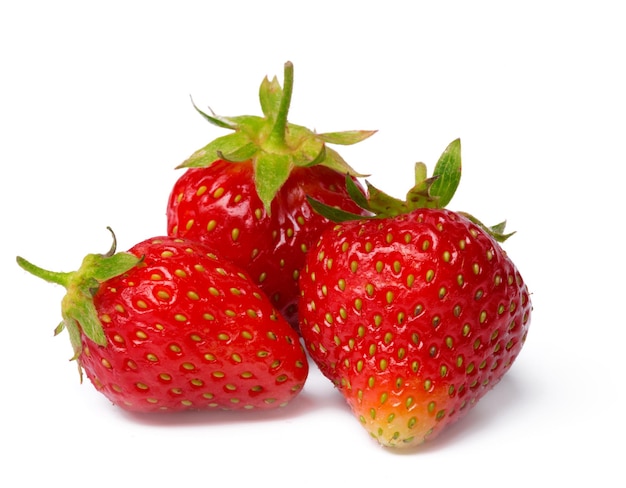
xmin=299 ymin=139 xmax=532 ymax=448
xmin=17 ymin=230 xmax=308 ymax=413
xmin=167 ymin=62 xmax=373 ymax=329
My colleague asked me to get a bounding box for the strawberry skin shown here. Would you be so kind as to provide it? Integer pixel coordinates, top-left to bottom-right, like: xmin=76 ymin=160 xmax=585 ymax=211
xmin=167 ymin=161 xmax=369 ymax=328
xmin=18 ymin=234 xmax=308 ymax=412
xmin=299 ymin=209 xmax=531 ymax=447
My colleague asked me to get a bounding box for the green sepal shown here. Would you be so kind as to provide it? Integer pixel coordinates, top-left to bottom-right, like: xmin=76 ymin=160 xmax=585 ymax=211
xmin=346 ymin=174 xmax=372 ymax=211
xmin=319 ymin=146 xmax=368 ymax=178
xmin=458 ymin=212 xmax=516 ymax=243
xmin=306 ymin=138 xmax=517 ymax=242
xmin=180 ymin=61 xmax=374 ymax=211
xmin=219 ymin=143 xmax=259 ymax=164
xmin=430 ymin=138 xmax=462 ymax=208
xmin=306 ymin=195 xmax=374 ymax=223
xmin=16 ymin=229 xmax=142 ymax=375
xmin=191 ymin=100 xmax=238 ymax=130
xmin=366 ymin=181 xmax=408 ymax=217
xmin=254 ymin=152 xmax=292 ymax=211
xmin=259 ymin=74 xmax=283 ymax=122
xmin=319 ymin=130 xmax=377 ymax=145
xmin=298 ymin=143 xmax=328 ymax=168
xmin=405 ymin=162 xmax=441 ymax=209
xmin=178 ymin=132 xmax=254 ymax=168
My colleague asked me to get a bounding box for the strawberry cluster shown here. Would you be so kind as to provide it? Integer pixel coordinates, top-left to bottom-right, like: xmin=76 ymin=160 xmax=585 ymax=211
xmin=17 ymin=62 xmax=531 ymax=449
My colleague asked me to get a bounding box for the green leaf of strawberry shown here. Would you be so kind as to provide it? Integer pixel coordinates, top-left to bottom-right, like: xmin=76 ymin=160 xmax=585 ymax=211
xmin=177 ymin=61 xmax=375 ymax=212
xmin=254 ymin=152 xmax=292 ymax=208
xmin=309 ymin=138 xmax=512 ymax=243
xmin=430 ymin=137 xmax=462 ymax=207
xmin=17 ymin=228 xmax=141 ymax=360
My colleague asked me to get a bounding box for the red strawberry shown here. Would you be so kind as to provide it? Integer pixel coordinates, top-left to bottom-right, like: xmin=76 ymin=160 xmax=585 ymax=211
xmin=17 ymin=230 xmax=308 ymax=413
xmin=167 ymin=62 xmax=373 ymax=329
xmin=299 ymin=139 xmax=532 ymax=448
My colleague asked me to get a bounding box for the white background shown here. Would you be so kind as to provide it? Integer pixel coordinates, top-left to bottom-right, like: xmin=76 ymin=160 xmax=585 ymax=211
xmin=2 ymin=1 xmax=624 ymax=486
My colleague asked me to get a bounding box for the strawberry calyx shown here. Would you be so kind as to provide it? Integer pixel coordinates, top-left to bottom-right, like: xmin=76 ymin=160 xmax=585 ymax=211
xmin=16 ymin=228 xmax=141 ymax=376
xmin=307 ymin=138 xmax=515 ymax=242
xmin=178 ymin=61 xmax=375 ymax=212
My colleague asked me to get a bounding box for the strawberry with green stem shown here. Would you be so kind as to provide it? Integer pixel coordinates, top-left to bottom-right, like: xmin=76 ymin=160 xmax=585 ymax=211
xmin=167 ymin=61 xmax=373 ymax=329
xmin=17 ymin=230 xmax=308 ymax=412
xmin=299 ymin=139 xmax=531 ymax=447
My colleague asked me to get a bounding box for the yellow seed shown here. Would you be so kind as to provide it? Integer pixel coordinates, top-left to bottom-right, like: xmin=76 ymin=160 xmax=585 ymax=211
xmin=406 ymin=274 xmax=415 ymax=287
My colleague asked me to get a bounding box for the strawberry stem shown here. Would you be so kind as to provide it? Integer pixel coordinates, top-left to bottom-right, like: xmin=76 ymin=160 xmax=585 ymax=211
xmin=16 ymin=228 xmax=142 ymax=371
xmin=265 ymin=61 xmax=294 ymax=151
xmin=16 ymin=256 xmax=73 ymax=288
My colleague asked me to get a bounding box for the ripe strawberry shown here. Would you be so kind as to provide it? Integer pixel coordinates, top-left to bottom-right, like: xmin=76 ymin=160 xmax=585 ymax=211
xmin=299 ymin=139 xmax=532 ymax=448
xmin=167 ymin=62 xmax=373 ymax=329
xmin=17 ymin=230 xmax=308 ymax=413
